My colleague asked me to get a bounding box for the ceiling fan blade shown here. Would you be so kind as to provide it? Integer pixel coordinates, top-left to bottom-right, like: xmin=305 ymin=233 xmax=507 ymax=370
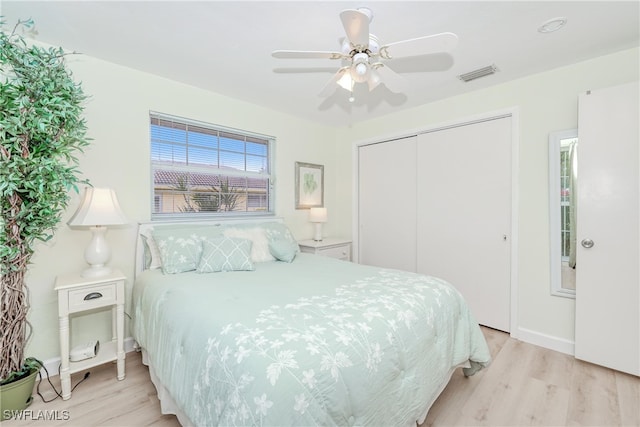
xmin=367 ymin=68 xmax=383 ymax=91
xmin=318 ymin=67 xmax=349 ymax=97
xmin=273 ymin=67 xmax=339 ymax=74
xmin=384 ymin=52 xmax=455 ymax=73
xmin=381 ymin=32 xmax=458 ymax=59
xmin=272 ymin=50 xmax=344 ymax=60
xmin=340 ymin=9 xmax=370 ymax=49
xmin=373 ymin=64 xmax=407 ymax=93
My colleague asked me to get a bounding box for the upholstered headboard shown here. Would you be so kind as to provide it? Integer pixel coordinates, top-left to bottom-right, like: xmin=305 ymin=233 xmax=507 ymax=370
xmin=135 ymin=217 xmax=286 ymax=278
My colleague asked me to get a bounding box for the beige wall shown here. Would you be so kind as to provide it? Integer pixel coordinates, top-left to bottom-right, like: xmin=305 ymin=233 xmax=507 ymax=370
xmin=24 ymin=52 xmax=338 ymax=360
xmin=334 ymin=47 xmax=639 ymax=346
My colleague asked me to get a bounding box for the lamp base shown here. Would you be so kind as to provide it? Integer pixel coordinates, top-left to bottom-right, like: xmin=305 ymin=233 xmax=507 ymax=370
xmin=313 ymin=223 xmax=323 ymax=242
xmin=81 ymin=265 xmax=112 ymax=279
xmin=82 ymin=226 xmax=112 ymax=278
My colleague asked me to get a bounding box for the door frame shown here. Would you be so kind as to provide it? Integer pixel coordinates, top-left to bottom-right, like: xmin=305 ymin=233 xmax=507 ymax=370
xmin=352 ymin=107 xmax=520 ymax=338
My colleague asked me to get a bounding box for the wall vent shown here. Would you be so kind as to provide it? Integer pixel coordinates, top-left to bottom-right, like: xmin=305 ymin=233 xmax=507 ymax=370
xmin=458 ymin=64 xmax=498 ymax=82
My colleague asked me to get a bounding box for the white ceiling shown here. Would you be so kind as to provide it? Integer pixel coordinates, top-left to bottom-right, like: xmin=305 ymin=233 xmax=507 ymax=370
xmin=2 ymin=1 xmax=639 ymax=127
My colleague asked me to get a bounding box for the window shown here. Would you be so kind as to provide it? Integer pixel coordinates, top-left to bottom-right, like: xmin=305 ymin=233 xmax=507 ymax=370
xmin=150 ymin=112 xmax=274 ymax=219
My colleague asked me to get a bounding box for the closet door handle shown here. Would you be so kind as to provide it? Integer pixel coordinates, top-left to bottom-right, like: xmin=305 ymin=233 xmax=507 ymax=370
xmin=581 ymin=238 xmax=595 ymax=249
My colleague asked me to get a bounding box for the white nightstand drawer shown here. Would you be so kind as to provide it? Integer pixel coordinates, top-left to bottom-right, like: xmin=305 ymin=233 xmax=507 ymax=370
xmin=68 ymin=282 xmax=117 ymax=312
xmin=298 ymin=238 xmax=352 ymax=261
xmin=317 ymin=245 xmax=351 ymax=260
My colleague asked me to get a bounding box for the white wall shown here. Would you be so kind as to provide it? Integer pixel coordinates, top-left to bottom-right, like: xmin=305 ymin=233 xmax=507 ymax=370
xmin=335 ymin=47 xmax=639 ymax=349
xmin=24 ymin=45 xmax=639 ymax=362
xmin=24 ymin=52 xmax=338 ymax=360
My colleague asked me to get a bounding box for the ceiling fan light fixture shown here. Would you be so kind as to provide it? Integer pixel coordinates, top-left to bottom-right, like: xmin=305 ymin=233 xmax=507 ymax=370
xmin=337 ymin=71 xmax=354 ymax=91
xmin=355 ymin=62 xmax=368 ymax=76
xmin=351 ymin=52 xmax=371 ymax=82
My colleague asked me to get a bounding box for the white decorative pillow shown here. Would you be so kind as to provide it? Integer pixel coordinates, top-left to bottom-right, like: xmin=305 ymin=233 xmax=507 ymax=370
xmin=197 ymin=237 xmax=254 ymax=273
xmin=140 ymin=232 xmax=162 ymax=270
xmin=223 ymin=227 xmax=275 ymax=262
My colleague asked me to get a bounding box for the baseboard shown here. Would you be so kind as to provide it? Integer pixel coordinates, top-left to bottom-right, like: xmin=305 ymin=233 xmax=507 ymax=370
xmin=38 ymin=337 xmax=137 ymax=378
xmin=517 ymin=327 xmax=575 ymax=356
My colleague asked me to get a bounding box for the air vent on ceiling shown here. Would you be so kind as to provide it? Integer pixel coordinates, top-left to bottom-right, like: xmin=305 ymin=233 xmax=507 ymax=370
xmin=458 ymin=64 xmax=498 ymax=82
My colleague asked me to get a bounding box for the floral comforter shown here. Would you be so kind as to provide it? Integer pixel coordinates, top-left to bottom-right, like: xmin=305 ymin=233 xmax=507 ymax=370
xmin=132 ymin=253 xmax=490 ymax=426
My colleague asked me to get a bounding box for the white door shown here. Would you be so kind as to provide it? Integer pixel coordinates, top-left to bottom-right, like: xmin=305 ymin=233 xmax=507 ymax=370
xmin=358 ymin=136 xmax=417 ymax=271
xmin=416 ymin=117 xmax=512 ymax=332
xmin=575 ymin=82 xmax=639 ymax=376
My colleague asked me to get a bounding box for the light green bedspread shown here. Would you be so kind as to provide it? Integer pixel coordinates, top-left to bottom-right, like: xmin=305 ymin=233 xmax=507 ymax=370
xmin=132 ymin=253 xmax=490 ymax=426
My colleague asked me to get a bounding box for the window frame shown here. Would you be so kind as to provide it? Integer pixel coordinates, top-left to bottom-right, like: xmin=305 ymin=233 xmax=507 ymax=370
xmin=149 ymin=111 xmax=275 ymax=221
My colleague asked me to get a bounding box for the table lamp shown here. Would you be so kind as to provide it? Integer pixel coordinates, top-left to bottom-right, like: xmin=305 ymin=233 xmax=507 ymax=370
xmin=309 ymin=207 xmax=327 ymax=242
xmin=67 ymin=187 xmax=128 ymax=278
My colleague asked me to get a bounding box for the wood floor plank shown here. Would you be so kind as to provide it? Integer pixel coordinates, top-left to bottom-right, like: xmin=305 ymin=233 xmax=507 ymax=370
xmin=4 ymin=328 xmax=638 ymax=426
xmin=455 ymin=338 xmax=539 ymax=425
xmin=2 ymin=356 xmax=180 ymax=427
xmin=566 ymin=359 xmax=622 ymax=426
xmin=509 ymin=377 xmax=571 ymax=426
xmin=615 ymin=370 xmax=640 ymax=426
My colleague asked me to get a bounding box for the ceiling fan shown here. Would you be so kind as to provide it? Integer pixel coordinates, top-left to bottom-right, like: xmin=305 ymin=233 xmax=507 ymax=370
xmin=272 ymin=7 xmax=458 ymax=101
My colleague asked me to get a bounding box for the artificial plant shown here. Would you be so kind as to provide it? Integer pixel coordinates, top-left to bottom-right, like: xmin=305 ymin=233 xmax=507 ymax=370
xmin=0 ymin=18 xmax=89 ymax=382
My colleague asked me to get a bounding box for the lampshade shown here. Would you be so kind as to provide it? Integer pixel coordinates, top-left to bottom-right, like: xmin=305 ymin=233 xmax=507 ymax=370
xmin=68 ymin=187 xmax=128 ymax=227
xmin=309 ymin=207 xmax=327 ymax=223
xmin=68 ymin=187 xmax=128 ymax=278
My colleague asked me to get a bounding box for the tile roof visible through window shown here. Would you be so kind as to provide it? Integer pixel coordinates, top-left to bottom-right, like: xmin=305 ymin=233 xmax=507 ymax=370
xmin=153 ymin=170 xmax=267 ymax=189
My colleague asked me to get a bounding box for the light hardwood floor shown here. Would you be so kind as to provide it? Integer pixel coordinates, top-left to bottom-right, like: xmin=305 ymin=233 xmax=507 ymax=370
xmin=4 ymin=327 xmax=639 ymax=426
xmin=423 ymin=328 xmax=639 ymax=426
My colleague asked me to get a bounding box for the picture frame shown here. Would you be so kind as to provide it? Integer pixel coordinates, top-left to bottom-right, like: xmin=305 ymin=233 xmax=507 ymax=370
xmin=295 ymin=161 xmax=324 ymax=209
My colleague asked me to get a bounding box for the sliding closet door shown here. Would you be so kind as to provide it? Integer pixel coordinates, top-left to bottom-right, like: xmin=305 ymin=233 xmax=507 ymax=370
xmin=575 ymin=82 xmax=639 ymax=376
xmin=416 ymin=117 xmax=512 ymax=332
xmin=358 ymin=136 xmax=417 ymax=271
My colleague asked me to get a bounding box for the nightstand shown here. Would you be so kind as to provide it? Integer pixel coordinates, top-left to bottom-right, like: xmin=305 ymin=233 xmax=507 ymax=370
xmin=54 ymin=269 xmax=126 ymax=400
xmin=298 ymin=238 xmax=352 ymax=261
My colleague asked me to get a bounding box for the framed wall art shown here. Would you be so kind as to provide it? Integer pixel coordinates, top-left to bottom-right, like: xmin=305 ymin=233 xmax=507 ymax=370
xmin=295 ymin=161 xmax=324 ymax=209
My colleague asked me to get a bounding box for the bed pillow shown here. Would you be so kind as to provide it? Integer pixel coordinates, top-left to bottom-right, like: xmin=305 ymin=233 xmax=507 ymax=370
xmin=223 ymin=227 xmax=275 ymax=262
xmin=261 ymin=222 xmax=300 ymax=253
xmin=140 ymin=232 xmax=163 ymax=270
xmin=269 ymin=238 xmax=298 ymax=263
xmin=152 ymin=227 xmax=219 ymax=274
xmin=197 ymin=237 xmax=255 ymax=273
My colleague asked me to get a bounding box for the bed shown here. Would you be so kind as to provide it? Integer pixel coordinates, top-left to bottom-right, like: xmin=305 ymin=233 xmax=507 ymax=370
xmin=131 ymin=219 xmax=490 ymax=426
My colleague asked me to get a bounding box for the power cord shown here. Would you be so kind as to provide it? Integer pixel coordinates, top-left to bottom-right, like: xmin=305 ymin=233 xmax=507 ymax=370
xmin=33 ymin=359 xmax=91 ymax=403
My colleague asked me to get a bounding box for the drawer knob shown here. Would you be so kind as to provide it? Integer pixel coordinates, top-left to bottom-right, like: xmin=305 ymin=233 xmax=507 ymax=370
xmin=84 ymin=292 xmax=103 ymax=301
